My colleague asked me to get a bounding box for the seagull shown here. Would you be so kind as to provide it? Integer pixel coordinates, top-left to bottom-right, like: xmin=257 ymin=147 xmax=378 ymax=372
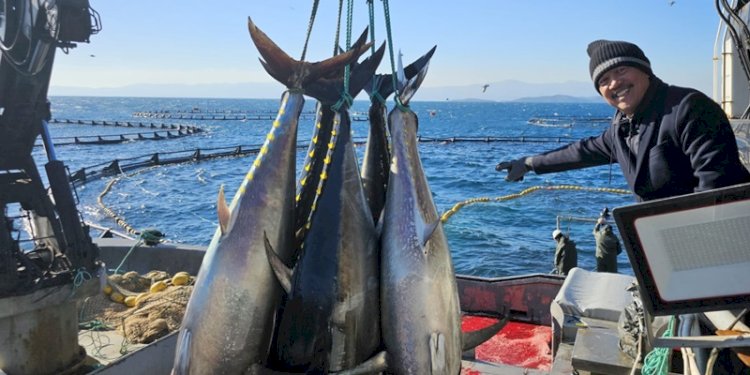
xmin=482 ymin=84 xmax=490 ymax=93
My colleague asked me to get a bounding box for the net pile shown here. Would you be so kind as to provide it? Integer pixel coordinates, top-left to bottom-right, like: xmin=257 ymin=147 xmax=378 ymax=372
xmin=78 ymin=270 xmax=194 ymax=344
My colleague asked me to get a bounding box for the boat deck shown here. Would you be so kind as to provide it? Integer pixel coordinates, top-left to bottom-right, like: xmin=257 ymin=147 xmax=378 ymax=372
xmin=82 ymin=238 xmax=653 ymax=374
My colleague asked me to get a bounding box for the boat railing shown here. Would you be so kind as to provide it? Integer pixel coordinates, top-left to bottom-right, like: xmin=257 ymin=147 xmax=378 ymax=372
xmin=86 ymin=221 xmax=136 ymax=240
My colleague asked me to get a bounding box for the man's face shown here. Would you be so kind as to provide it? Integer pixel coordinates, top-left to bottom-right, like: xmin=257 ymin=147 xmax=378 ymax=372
xmin=597 ymin=66 xmax=650 ymax=116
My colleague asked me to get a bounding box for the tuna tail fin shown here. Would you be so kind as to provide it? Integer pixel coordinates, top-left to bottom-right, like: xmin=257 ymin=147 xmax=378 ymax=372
xmin=347 ymin=42 xmax=386 ymax=98
xmin=331 ymin=351 xmax=388 ymax=375
xmin=366 ymin=45 xmax=436 ymax=101
xmin=304 ymin=37 xmax=382 ymax=105
xmin=364 ymin=73 xmax=395 ymax=101
xmin=248 ymin=17 xmax=371 ymax=90
xmin=264 ymin=231 xmax=293 ymax=294
xmin=461 ymin=314 xmax=509 ymax=352
xmin=327 ymin=28 xmax=369 ymax=78
xmin=397 ymin=45 xmax=437 ymax=106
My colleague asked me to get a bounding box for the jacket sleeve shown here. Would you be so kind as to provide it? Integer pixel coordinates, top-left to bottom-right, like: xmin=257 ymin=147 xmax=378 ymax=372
xmin=529 ymin=127 xmax=617 ymax=174
xmin=674 ymin=93 xmax=749 ymax=192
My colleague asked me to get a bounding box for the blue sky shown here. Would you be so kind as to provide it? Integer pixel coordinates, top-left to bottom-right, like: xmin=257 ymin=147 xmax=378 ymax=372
xmin=50 ymin=1 xmax=721 ymax=97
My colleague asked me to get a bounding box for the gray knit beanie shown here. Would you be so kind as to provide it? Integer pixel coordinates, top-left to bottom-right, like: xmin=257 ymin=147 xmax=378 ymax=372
xmin=588 ymin=40 xmax=652 ymax=92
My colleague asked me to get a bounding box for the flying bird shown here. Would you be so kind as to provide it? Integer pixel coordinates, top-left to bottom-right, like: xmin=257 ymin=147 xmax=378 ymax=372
xmin=482 ymin=84 xmax=490 ymax=93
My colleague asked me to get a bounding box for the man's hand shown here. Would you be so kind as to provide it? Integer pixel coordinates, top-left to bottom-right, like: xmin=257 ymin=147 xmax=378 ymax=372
xmin=495 ymin=157 xmax=531 ymax=182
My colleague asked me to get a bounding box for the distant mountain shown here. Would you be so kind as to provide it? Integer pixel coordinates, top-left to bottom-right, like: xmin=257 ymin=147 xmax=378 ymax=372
xmin=512 ymin=94 xmax=601 ymax=103
xmin=415 ymin=79 xmax=595 ymax=102
xmin=451 ymin=97 xmax=497 ymax=103
xmin=49 ymin=82 xmax=285 ymax=99
xmin=49 ymin=79 xmax=598 ymax=102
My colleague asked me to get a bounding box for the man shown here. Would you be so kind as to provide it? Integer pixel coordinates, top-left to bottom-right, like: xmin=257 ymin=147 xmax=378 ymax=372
xmin=496 ymin=40 xmax=750 ymax=202
xmin=552 ymin=229 xmax=577 ymax=276
xmin=593 ymin=216 xmax=620 ymax=273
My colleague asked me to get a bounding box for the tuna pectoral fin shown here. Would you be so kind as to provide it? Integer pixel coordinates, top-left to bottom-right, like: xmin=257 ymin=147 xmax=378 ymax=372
xmin=172 ymin=329 xmax=191 ymax=375
xmin=263 ymin=231 xmax=293 ymax=294
xmin=421 ymin=220 xmax=440 ymax=248
xmin=461 ymin=314 xmax=509 ymax=352
xmin=331 ymin=351 xmax=388 ymax=375
xmin=430 ymin=332 xmax=448 ymax=375
xmin=217 ymin=185 xmax=230 ymax=235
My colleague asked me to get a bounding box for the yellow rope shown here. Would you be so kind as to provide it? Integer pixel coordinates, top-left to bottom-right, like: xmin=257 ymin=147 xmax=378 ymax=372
xmin=440 ymin=185 xmax=631 ymax=223
xmin=97 ymin=166 xmax=165 ymax=241
xmin=97 ymin=178 xmax=140 ymax=236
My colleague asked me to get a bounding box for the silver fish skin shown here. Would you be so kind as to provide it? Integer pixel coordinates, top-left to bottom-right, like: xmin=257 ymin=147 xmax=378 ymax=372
xmin=380 ymin=45 xmax=462 ymax=374
xmin=361 ymin=46 xmax=436 ymax=224
xmin=172 ymin=90 xmax=302 ymax=375
xmin=271 ymin=43 xmax=386 ymax=374
xmin=292 ymin=29 xmax=373 ymax=249
xmin=172 ymin=17 xmax=371 ymax=375
xmin=361 ymin=75 xmax=392 ymax=224
xmin=274 ymin=110 xmax=380 ymax=373
xmin=293 ymin=102 xmax=335 ymax=246
xmin=381 ymin=105 xmax=462 ymax=375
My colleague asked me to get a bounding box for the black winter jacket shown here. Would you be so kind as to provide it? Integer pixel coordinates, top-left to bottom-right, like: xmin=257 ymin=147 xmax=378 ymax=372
xmin=529 ymin=77 xmax=750 ymax=201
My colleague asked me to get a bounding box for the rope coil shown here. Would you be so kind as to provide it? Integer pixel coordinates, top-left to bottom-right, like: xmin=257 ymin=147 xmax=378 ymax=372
xmin=641 ymin=316 xmax=676 ymax=375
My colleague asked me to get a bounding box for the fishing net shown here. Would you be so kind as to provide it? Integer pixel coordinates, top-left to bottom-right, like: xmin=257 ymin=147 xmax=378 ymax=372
xmin=78 ymin=270 xmax=193 ymax=345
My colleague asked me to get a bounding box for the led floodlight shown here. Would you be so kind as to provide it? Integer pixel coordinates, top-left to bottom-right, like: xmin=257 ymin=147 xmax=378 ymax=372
xmin=613 ymin=182 xmax=750 ymax=316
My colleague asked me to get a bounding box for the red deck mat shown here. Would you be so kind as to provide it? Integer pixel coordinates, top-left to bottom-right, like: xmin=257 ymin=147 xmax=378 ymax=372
xmin=461 ymin=315 xmax=552 ymax=371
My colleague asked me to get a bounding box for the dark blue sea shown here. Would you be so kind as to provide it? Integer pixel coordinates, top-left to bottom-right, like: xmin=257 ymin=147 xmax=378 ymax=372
xmin=38 ymin=96 xmax=635 ymax=277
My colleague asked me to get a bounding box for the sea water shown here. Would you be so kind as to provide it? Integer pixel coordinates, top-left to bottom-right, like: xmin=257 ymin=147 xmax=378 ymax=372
xmin=35 ymin=96 xmax=634 ymax=277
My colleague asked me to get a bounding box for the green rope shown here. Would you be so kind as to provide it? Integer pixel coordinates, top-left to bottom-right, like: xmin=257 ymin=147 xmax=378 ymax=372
xmin=69 ymin=267 xmax=93 ymax=298
xmin=380 ymin=0 xmax=407 ymax=112
xmin=332 ymin=93 xmax=354 ymax=112
xmin=371 ymin=91 xmax=385 ymax=104
xmin=140 ymin=228 xmax=165 ymax=245
xmin=112 ymin=235 xmax=144 ymax=275
xmin=333 ymin=0 xmax=343 ymax=56
xmin=343 ymin=0 xmax=353 ymax=92
xmin=79 ymin=319 xmax=112 ymax=331
xmin=110 ymin=229 xmax=165 ymax=275
xmin=300 ymin=0 xmax=320 ymax=61
xmin=331 ymin=0 xmax=354 ymax=112
xmin=367 ymin=0 xmax=376 ymax=55
xmin=369 ymin=71 xmax=386 ymax=104
xmin=641 ymin=316 xmax=676 ymax=375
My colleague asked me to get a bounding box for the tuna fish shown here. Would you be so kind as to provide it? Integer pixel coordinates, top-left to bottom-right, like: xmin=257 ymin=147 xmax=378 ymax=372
xmin=293 ymin=29 xmax=370 ymax=248
xmin=170 ymin=18 xmax=370 ymax=374
xmin=376 ymin=47 xmax=505 ymax=375
xmin=266 ymin=46 xmax=386 ymax=373
xmin=377 ymin=46 xmax=467 ymax=374
xmin=334 ymin=48 xmax=505 ymax=375
xmin=361 ymin=46 xmax=437 ymax=224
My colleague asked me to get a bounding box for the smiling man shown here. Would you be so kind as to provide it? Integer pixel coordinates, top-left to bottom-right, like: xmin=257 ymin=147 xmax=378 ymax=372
xmin=496 ymin=39 xmax=750 ymax=202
